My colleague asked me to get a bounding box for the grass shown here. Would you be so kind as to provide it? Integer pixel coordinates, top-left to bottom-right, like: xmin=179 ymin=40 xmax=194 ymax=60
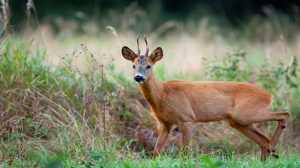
xmin=1 ymin=9 xmax=300 ymax=167
xmin=59 ymin=153 xmax=300 ymax=168
xmin=0 ymin=35 xmax=299 ymax=167
xmin=2 ymin=147 xmax=299 ymax=167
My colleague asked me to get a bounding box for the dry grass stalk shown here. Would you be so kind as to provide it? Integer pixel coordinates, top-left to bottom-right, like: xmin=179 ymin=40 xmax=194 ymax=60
xmin=63 ymin=44 xmax=115 ymax=151
xmin=26 ymin=0 xmax=39 ymax=29
xmin=0 ymin=0 xmax=9 ymax=23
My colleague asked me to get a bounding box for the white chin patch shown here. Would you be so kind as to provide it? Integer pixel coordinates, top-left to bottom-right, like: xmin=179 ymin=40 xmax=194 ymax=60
xmin=136 ymin=81 xmax=144 ymax=84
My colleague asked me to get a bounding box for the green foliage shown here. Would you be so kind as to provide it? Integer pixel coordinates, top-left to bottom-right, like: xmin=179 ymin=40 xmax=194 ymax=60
xmin=256 ymin=57 xmax=298 ymax=110
xmin=154 ymin=64 xmax=167 ymax=81
xmin=37 ymin=151 xmax=300 ymax=168
xmin=1 ymin=35 xmax=300 ymax=167
xmin=0 ymin=38 xmax=77 ymax=95
xmin=0 ymin=38 xmax=81 ymax=144
xmin=199 ymin=155 xmax=223 ymax=167
xmin=203 ymin=50 xmax=248 ymax=82
xmin=203 ymin=50 xmax=299 ymax=112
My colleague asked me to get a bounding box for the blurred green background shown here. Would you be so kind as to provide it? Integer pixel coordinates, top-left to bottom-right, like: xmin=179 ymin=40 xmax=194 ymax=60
xmin=9 ymin=0 xmax=300 ymax=38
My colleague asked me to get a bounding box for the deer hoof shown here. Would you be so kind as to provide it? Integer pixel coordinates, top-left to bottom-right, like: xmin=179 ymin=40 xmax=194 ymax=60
xmin=272 ymin=153 xmax=279 ymax=159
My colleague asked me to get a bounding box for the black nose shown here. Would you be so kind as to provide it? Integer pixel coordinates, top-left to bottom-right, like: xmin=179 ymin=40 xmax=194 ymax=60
xmin=134 ymin=75 xmax=145 ymax=83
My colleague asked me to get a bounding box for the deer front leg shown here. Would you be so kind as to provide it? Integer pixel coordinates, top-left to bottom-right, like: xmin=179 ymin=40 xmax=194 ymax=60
xmin=179 ymin=122 xmax=194 ymax=155
xmin=152 ymin=122 xmax=173 ymax=159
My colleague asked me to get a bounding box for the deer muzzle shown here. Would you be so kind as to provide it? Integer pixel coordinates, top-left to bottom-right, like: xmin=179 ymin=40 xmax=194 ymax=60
xmin=134 ymin=75 xmax=145 ymax=83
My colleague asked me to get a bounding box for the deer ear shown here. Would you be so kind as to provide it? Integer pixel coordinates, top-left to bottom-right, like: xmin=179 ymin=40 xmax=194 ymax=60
xmin=149 ymin=47 xmax=163 ymax=63
xmin=122 ymin=46 xmax=137 ymax=61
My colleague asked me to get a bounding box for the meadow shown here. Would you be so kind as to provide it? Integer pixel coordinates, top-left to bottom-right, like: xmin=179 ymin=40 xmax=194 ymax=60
xmin=1 ymin=4 xmax=300 ymax=167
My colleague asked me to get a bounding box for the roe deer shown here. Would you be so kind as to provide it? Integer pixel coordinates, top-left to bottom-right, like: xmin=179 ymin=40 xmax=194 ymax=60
xmin=121 ymin=35 xmax=290 ymax=161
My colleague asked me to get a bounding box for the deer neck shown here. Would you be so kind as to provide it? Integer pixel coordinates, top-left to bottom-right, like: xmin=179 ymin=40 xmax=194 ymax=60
xmin=139 ymin=73 xmax=163 ymax=108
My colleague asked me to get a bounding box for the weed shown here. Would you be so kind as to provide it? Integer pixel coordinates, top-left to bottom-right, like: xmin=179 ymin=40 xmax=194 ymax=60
xmin=1 ymin=2 xmax=300 ymax=166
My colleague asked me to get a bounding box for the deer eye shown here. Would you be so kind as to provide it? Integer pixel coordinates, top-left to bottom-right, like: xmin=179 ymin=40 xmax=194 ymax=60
xmin=132 ymin=65 xmax=136 ymax=69
xmin=146 ymin=65 xmax=151 ymax=70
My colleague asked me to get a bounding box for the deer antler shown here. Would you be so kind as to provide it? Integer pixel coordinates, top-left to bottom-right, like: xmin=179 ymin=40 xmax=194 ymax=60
xmin=136 ymin=35 xmax=140 ymax=56
xmin=144 ymin=35 xmax=149 ymax=57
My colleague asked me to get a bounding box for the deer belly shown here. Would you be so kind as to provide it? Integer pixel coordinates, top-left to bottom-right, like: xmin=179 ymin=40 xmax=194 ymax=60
xmin=193 ymin=99 xmax=234 ymax=122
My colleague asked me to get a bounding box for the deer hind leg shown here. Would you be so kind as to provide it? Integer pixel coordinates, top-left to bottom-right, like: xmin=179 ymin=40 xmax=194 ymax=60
xmin=227 ymin=121 xmax=272 ymax=161
xmin=240 ymin=111 xmax=289 ymax=154
xmin=267 ymin=112 xmax=290 ymax=150
xmin=230 ymin=108 xmax=290 ymax=157
xmin=152 ymin=122 xmax=173 ymax=160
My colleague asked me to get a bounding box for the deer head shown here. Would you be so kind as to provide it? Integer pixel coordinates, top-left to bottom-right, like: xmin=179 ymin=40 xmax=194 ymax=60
xmin=122 ymin=35 xmax=163 ymax=83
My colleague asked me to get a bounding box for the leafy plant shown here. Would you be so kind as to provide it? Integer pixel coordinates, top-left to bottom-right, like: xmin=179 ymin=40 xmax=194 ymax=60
xmin=256 ymin=57 xmax=298 ymax=110
xmin=203 ymin=51 xmax=298 ymax=111
xmin=203 ymin=50 xmax=249 ymax=82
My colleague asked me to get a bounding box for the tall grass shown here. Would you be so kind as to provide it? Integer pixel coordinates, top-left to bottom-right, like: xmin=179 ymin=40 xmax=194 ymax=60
xmin=1 ymin=2 xmax=300 ymax=167
xmin=0 ymin=36 xmax=156 ymax=166
xmin=1 ymin=34 xmax=299 ymax=167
